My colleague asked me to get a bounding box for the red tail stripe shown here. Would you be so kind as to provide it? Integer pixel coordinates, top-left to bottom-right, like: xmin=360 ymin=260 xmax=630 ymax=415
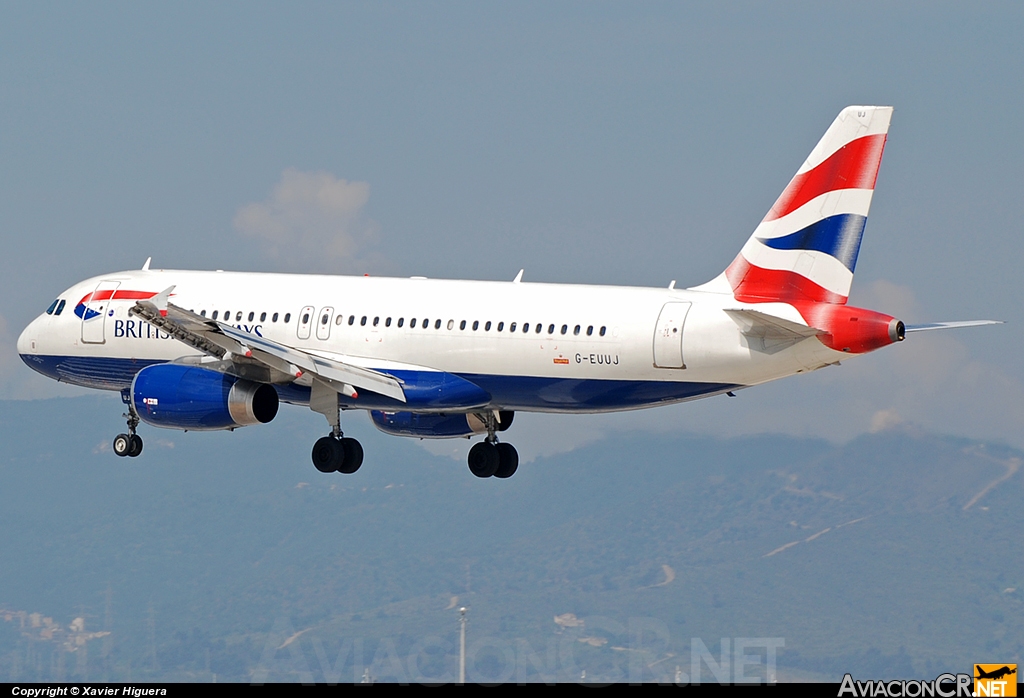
xmin=726 ymin=257 xmax=847 ymax=305
xmin=764 ymin=134 xmax=887 ymax=222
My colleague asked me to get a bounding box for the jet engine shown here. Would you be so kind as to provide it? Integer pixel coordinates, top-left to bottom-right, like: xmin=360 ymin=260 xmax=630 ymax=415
xmin=131 ymin=363 xmax=279 ymax=431
xmin=370 ymin=410 xmax=513 ymax=438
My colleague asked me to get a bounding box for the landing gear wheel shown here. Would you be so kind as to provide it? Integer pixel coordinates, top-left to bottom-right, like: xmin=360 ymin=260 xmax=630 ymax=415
xmin=113 ymin=434 xmax=131 ymax=457
xmin=494 ymin=443 xmax=519 ymax=479
xmin=127 ymin=434 xmax=143 ymax=458
xmin=338 ymin=438 xmax=363 ymax=474
xmin=468 ymin=441 xmax=500 ymax=478
xmin=312 ymin=436 xmax=343 ymax=473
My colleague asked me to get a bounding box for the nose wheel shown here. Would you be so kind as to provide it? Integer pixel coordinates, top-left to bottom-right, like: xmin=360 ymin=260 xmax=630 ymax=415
xmin=113 ymin=408 xmax=143 ymax=458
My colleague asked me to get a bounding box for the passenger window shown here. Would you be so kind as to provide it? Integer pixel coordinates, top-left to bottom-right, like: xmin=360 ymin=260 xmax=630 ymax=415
xmin=600 ymin=326 xmax=606 ymax=336
xmin=249 ymin=312 xmax=255 ymax=322
xmin=535 ymin=324 xmax=542 ymax=334
xmin=55 ymin=300 xmax=65 ymax=315
xmin=373 ymin=317 xmax=380 ymax=327
xmin=398 ymin=318 xmax=405 ymax=328
xmin=224 ymin=310 xmax=230 ymax=319
xmin=212 ymin=311 xmax=219 ymax=320
xmin=236 ymin=312 xmax=243 ymax=322
xmin=472 ymin=321 xmax=479 ymax=331
xmin=260 ymin=312 xmax=267 ymax=322
xmin=460 ymin=320 xmax=467 ymax=330
xmin=547 ymin=324 xmax=554 ymax=334
xmin=335 ymin=314 xmax=343 ymax=325
xmin=360 ymin=316 xmax=367 ymax=326
xmin=447 ymin=319 xmax=454 ymax=330
xmin=523 ymin=323 xmax=530 ymax=334
xmin=302 ymin=313 xmax=310 ymax=325
xmin=510 ymin=322 xmax=517 ymax=332
xmin=587 ymin=325 xmax=593 ymax=336
xmin=46 ymin=300 xmax=58 ymax=315
xmin=200 ymin=310 xmax=207 ymax=317
xmin=322 ymin=313 xmax=330 ymax=325
xmin=484 ymin=321 xmax=491 ymax=331
xmin=574 ymin=325 xmax=581 ymax=335
xmin=386 ymin=317 xmax=392 ymax=327
xmin=272 ymin=312 xmax=279 ymax=322
xmin=422 ymin=318 xmax=429 ymax=328
xmin=284 ymin=313 xmax=291 ymax=323
xmin=410 ymin=318 xmax=417 ymax=328
xmin=561 ymin=324 xmax=567 ymax=335
xmin=497 ymin=322 xmax=504 ymax=332
xmin=434 ymin=319 xmax=441 ymax=329
xmin=348 ymin=315 xmax=355 ymax=326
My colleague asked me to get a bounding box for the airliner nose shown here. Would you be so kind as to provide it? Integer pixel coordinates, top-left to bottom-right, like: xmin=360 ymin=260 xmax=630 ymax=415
xmin=17 ymin=316 xmax=39 ymax=356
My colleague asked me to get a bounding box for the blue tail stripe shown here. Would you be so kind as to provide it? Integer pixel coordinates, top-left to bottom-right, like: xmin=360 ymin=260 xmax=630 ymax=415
xmin=756 ymin=213 xmax=867 ymax=272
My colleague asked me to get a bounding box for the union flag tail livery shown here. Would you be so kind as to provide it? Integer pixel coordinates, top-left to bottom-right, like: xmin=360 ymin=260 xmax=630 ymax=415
xmin=699 ymin=106 xmax=892 ymax=305
xmin=17 ymin=105 xmax=1001 ymax=479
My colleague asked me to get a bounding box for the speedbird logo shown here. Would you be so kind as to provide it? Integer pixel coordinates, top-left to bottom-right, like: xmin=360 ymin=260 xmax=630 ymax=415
xmin=74 ymin=290 xmax=157 ymax=320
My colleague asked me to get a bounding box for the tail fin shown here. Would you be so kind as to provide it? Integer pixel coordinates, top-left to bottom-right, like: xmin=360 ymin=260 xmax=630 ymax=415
xmin=694 ymin=106 xmax=892 ymax=305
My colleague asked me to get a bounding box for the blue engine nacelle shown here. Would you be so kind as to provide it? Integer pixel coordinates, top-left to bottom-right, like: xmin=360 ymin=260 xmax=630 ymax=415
xmin=369 ymin=410 xmax=513 ymax=438
xmin=132 ymin=363 xmax=279 ymax=431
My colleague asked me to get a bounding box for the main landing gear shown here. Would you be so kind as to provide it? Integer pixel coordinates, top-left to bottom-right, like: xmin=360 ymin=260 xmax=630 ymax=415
xmin=311 ymin=431 xmax=364 ymax=474
xmin=309 ymin=382 xmax=363 ymax=474
xmin=113 ymin=404 xmax=143 ymax=458
xmin=468 ymin=413 xmax=518 ymax=479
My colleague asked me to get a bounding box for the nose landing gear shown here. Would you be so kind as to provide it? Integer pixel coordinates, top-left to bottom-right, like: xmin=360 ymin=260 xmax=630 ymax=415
xmin=113 ymin=407 xmax=143 ymax=458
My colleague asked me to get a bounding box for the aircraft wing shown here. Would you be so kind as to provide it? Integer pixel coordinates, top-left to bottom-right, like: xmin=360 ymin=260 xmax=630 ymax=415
xmin=129 ymin=287 xmax=407 ymax=403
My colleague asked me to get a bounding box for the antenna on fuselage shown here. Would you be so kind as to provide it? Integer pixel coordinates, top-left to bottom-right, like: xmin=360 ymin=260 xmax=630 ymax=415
xmin=142 ymin=257 xmax=152 ymax=271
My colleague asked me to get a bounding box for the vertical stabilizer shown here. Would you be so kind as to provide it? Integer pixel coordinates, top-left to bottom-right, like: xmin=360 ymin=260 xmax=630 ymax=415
xmin=693 ymin=106 xmax=892 ymax=304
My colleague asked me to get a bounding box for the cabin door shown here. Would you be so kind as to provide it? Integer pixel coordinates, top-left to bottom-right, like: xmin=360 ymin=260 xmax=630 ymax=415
xmin=81 ymin=280 xmax=120 ymax=344
xmin=652 ymin=302 xmax=691 ymax=368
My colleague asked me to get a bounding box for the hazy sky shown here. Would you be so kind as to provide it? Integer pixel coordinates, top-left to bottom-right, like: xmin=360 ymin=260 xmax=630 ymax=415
xmin=2 ymin=3 xmax=1022 ymax=456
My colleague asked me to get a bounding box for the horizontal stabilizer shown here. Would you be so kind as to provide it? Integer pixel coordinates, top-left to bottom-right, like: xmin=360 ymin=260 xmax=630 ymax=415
xmin=904 ymin=320 xmax=1004 ymax=333
xmin=725 ymin=308 xmax=824 ymax=354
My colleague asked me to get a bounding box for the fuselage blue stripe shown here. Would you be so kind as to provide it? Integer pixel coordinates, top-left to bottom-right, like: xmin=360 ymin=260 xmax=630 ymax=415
xmin=22 ymin=354 xmax=740 ymax=413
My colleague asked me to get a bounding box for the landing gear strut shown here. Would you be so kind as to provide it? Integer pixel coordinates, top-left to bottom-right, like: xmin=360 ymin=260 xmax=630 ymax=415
xmin=311 ymin=431 xmax=363 ymax=474
xmin=468 ymin=412 xmax=518 ymax=479
xmin=113 ymin=402 xmax=143 ymax=458
xmin=309 ymin=380 xmax=363 ymax=474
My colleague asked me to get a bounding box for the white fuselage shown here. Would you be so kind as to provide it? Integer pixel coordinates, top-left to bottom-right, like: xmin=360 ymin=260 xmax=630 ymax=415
xmin=19 ymin=268 xmax=847 ymax=414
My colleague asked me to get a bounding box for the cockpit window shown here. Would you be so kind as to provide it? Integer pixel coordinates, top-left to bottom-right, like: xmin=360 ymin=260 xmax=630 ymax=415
xmin=46 ymin=300 xmax=59 ymax=315
xmin=55 ymin=300 xmax=65 ymax=315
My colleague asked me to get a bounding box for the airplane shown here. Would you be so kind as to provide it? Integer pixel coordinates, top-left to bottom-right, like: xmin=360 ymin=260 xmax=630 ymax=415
xmin=17 ymin=105 xmax=1000 ymax=479
xmin=975 ymin=666 xmax=1016 ymax=681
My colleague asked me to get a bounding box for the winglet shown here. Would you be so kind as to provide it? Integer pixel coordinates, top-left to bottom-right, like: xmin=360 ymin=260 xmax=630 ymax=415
xmin=141 ymin=257 xmax=152 ymax=271
xmin=137 ymin=285 xmax=176 ymax=317
xmin=513 ymin=269 xmax=524 ymax=284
